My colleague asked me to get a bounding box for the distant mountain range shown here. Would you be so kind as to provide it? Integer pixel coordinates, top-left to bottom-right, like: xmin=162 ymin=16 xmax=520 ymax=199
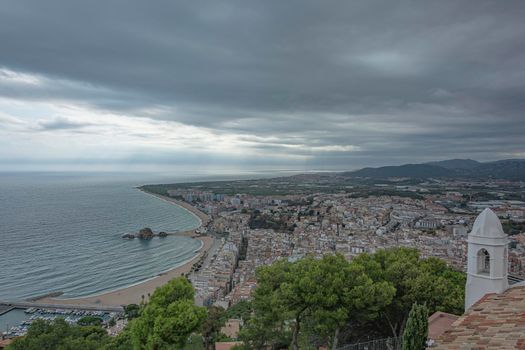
xmin=345 ymin=159 xmax=525 ymax=180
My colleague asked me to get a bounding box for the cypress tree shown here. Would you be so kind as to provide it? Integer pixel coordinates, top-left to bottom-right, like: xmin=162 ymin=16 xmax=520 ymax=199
xmin=402 ymin=302 xmax=429 ymax=350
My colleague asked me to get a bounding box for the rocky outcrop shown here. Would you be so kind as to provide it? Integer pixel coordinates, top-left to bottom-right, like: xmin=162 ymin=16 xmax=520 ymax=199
xmin=137 ymin=227 xmax=154 ymax=239
xmin=123 ymin=228 xmax=170 ymax=239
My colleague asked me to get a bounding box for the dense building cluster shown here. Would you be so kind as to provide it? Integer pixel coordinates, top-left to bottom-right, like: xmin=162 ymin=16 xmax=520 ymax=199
xmin=174 ymin=179 xmax=525 ymax=309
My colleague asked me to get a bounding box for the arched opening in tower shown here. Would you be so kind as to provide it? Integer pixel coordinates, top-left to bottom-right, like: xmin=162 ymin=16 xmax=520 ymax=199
xmin=477 ymin=248 xmax=490 ymax=275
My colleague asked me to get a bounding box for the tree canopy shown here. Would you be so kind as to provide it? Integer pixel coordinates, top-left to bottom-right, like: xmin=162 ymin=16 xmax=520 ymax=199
xmin=402 ymin=303 xmax=429 ymax=350
xmin=77 ymin=316 xmax=103 ymax=327
xmin=7 ymin=249 xmax=464 ymax=350
xmin=126 ymin=277 xmax=207 ymax=350
xmin=352 ymin=247 xmax=465 ymax=337
xmin=240 ymin=248 xmax=465 ymax=349
xmin=6 ymin=318 xmax=111 ymax=350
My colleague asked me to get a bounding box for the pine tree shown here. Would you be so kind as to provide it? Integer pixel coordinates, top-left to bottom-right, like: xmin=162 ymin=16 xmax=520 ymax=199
xmin=402 ymin=302 xmax=429 ymax=350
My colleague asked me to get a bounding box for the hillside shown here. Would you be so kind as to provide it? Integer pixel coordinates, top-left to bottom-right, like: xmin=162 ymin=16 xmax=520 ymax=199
xmin=426 ymin=159 xmax=481 ymax=170
xmin=472 ymin=159 xmax=525 ymax=181
xmin=345 ymin=159 xmax=525 ymax=180
xmin=347 ymin=164 xmax=455 ymax=179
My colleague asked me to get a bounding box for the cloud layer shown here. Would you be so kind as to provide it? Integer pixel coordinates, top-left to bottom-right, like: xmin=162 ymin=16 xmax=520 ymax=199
xmin=1 ymin=0 xmax=524 ymax=171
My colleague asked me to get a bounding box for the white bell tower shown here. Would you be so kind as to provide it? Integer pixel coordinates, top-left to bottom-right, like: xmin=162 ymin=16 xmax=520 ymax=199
xmin=465 ymin=208 xmax=508 ymax=310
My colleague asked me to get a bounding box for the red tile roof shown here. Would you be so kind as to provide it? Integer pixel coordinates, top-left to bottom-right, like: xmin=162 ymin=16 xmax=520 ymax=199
xmin=433 ymin=285 xmax=525 ymax=349
xmin=428 ymin=311 xmax=459 ymax=340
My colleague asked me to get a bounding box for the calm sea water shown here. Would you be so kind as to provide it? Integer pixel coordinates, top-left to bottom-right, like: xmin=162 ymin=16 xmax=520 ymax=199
xmin=0 ymin=168 xmax=322 ymax=301
xmin=0 ymin=172 xmax=203 ymax=301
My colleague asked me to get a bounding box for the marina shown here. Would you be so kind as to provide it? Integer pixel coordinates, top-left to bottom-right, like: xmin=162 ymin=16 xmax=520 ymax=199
xmin=0 ymin=302 xmax=123 ymax=339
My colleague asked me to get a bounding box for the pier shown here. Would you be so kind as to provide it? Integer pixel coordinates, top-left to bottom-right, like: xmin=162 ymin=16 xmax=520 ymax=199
xmin=0 ymin=305 xmax=14 ymax=316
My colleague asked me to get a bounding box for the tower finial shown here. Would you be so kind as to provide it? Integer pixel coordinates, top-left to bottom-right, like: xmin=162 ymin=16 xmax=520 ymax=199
xmin=469 ymin=208 xmax=505 ymax=238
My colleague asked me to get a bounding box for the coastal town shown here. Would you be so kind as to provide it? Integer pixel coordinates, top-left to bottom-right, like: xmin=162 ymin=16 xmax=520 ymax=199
xmin=3 ymin=0 xmax=525 ymax=347
xmin=2 ymin=173 xmax=524 ymax=346
xmin=145 ymin=175 xmax=525 ymax=308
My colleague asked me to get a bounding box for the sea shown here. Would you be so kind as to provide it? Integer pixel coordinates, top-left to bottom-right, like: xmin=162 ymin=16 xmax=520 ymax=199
xmin=0 ymin=171 xmax=211 ymax=301
xmin=0 ymin=169 xmax=312 ymax=302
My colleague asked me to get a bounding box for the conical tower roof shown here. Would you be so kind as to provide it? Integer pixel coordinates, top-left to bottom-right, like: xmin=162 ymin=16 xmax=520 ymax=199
xmin=469 ymin=208 xmax=506 ymax=238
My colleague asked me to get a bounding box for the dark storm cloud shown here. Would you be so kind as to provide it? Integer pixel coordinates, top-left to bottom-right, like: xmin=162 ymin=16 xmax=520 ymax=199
xmin=0 ymin=0 xmax=524 ymax=166
xmin=37 ymin=117 xmax=93 ymax=131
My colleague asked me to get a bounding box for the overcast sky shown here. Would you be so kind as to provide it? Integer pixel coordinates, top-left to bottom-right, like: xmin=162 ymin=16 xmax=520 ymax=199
xmin=1 ymin=1 xmax=524 ymax=172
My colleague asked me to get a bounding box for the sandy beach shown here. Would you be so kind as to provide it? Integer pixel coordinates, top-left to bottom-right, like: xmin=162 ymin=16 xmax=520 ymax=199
xmin=36 ymin=191 xmax=214 ymax=308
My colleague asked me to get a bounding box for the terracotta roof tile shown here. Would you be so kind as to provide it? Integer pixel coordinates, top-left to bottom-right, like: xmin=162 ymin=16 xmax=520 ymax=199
xmin=428 ymin=311 xmax=460 ymax=340
xmin=433 ymin=286 xmax=525 ymax=349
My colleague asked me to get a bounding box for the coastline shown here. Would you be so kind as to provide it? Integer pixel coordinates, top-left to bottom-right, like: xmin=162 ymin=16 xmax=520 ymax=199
xmin=35 ymin=190 xmax=213 ymax=308
xmin=138 ymin=189 xmax=210 ymax=227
